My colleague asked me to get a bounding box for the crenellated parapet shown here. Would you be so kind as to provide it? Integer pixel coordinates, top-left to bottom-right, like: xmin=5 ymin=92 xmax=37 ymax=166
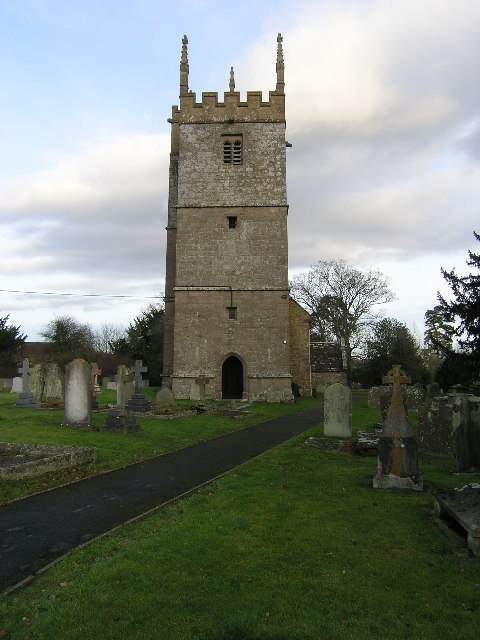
xmin=169 ymin=33 xmax=286 ymax=125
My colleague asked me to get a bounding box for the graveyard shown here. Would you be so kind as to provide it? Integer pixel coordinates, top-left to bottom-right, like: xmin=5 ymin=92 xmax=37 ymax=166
xmin=0 ymin=374 xmax=479 ymax=639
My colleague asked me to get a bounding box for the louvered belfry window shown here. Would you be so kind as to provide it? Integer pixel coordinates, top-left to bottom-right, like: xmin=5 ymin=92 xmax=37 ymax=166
xmin=223 ymin=135 xmax=242 ymax=165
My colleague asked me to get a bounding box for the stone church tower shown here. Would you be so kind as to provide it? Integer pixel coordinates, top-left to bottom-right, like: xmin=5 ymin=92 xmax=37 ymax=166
xmin=163 ymin=34 xmax=304 ymax=401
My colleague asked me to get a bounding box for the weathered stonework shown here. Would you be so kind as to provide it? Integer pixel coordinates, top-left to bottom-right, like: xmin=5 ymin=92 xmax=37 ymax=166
xmin=289 ymin=298 xmax=312 ymax=397
xmin=163 ymin=34 xmax=303 ymax=401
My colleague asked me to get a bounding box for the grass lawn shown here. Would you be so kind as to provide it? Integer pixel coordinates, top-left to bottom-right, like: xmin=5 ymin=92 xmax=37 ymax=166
xmin=1 ymin=392 xmax=479 ymax=639
xmin=0 ymin=389 xmax=321 ymax=504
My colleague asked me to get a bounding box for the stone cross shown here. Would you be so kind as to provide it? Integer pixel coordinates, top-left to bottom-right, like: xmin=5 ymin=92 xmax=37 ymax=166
xmin=195 ymin=375 xmax=210 ymax=402
xmin=18 ymin=358 xmax=34 ymax=396
xmin=91 ymin=363 xmax=102 ymax=393
xmin=382 ymin=364 xmax=413 ymax=438
xmin=133 ymin=360 xmax=147 ymax=394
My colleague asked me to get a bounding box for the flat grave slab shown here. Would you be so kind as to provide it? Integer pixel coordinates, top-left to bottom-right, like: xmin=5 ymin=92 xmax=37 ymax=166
xmin=433 ymin=484 xmax=480 ymax=556
xmin=0 ymin=442 xmax=97 ymax=480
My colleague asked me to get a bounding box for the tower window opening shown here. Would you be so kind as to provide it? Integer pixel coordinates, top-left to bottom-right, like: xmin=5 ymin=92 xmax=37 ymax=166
xmin=228 ymin=307 xmax=237 ymax=320
xmin=222 ymin=135 xmax=242 ymax=165
xmin=223 ymin=141 xmax=232 ymax=164
xmin=228 ymin=216 xmax=237 ymax=229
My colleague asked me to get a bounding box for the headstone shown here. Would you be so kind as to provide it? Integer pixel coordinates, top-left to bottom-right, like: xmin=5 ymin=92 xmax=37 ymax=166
xmin=449 ymin=393 xmax=480 ymax=472
xmin=90 ymin=363 xmax=102 ymax=409
xmin=116 ymin=365 xmax=135 ymax=410
xmin=103 ymin=410 xmax=139 ymax=433
xmin=28 ymin=362 xmax=64 ymax=405
xmin=190 ymin=375 xmax=210 ymax=401
xmin=29 ymin=364 xmax=44 ymax=402
xmin=104 ymin=365 xmax=138 ymax=433
xmin=14 ymin=359 xmax=40 ymax=409
xmin=125 ymin=360 xmax=151 ymax=413
xmin=418 ymin=396 xmax=454 ymax=457
xmin=43 ymin=362 xmax=64 ymax=405
xmin=324 ymin=383 xmax=352 ymax=437
xmin=368 ymin=386 xmax=384 ymax=409
xmin=379 ymin=387 xmax=392 ymax=424
xmin=10 ymin=377 xmax=22 ymax=393
xmin=406 ymin=385 xmax=426 ymax=411
xmin=91 ymin=363 xmax=102 ymax=393
xmin=107 ymin=381 xmax=117 ymax=390
xmin=156 ymin=386 xmax=175 ymax=407
xmin=373 ymin=365 xmax=423 ymax=491
xmin=64 ymin=359 xmax=92 ymax=427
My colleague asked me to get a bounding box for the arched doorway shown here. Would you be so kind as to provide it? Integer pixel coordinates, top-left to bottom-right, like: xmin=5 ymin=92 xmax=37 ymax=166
xmin=222 ymin=356 xmax=244 ymax=399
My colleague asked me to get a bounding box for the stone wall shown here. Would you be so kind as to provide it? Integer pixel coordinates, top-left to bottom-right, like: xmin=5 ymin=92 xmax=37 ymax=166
xmin=312 ymin=371 xmax=347 ymax=393
xmin=175 ymin=207 xmax=288 ymax=290
xmin=171 ymin=289 xmax=291 ymax=400
xmin=289 ymin=298 xmax=312 ymax=397
xmin=177 ymin=122 xmax=287 ymax=208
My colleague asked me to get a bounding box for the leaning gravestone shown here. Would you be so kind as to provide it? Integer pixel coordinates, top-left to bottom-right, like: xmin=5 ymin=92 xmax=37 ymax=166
xmin=324 ymin=383 xmax=352 ymax=437
xmin=14 ymin=358 xmax=40 ymax=409
xmin=373 ymin=365 xmax=423 ymax=491
xmin=64 ymin=359 xmax=92 ymax=428
xmin=125 ymin=360 xmax=151 ymax=413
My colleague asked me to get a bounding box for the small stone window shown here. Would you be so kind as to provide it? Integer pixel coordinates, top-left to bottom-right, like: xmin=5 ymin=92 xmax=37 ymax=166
xmin=223 ymin=135 xmax=242 ymax=165
xmin=227 ymin=307 xmax=237 ymax=320
xmin=228 ymin=216 xmax=237 ymax=229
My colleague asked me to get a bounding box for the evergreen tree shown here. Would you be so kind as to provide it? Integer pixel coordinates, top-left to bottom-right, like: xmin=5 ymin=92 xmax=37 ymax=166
xmin=0 ymin=314 xmax=27 ymax=375
xmin=360 ymin=317 xmax=426 ymax=387
xmin=437 ymin=231 xmax=480 ymax=380
xmin=111 ymin=303 xmax=164 ymax=385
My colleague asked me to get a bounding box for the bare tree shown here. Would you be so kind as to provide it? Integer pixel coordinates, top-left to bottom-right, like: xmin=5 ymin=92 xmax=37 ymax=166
xmin=93 ymin=324 xmax=126 ymax=354
xmin=290 ymin=260 xmax=394 ymax=375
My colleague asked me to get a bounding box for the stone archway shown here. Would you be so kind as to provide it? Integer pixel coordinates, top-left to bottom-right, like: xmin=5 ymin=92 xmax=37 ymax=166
xmin=221 ymin=356 xmax=244 ymax=399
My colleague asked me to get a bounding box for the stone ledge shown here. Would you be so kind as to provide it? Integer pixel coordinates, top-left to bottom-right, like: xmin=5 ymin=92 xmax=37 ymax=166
xmin=0 ymin=442 xmax=97 ymax=480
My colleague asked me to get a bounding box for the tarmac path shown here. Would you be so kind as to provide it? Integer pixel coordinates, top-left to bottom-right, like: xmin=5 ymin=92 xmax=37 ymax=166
xmin=0 ymin=406 xmax=323 ymax=594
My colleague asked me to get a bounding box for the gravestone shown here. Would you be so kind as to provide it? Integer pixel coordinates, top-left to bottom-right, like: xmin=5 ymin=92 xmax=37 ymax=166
xmin=10 ymin=377 xmax=22 ymax=393
xmin=368 ymin=386 xmax=384 ymax=409
xmin=44 ymin=362 xmax=64 ymax=405
xmin=64 ymin=359 xmax=92 ymax=427
xmin=28 ymin=362 xmax=64 ymax=405
xmin=406 ymin=385 xmax=426 ymax=411
xmin=156 ymin=386 xmax=175 ymax=407
xmin=116 ymin=365 xmax=135 ymax=410
xmin=449 ymin=392 xmax=480 ymax=472
xmin=190 ymin=375 xmax=210 ymax=401
xmin=125 ymin=360 xmax=151 ymax=412
xmin=90 ymin=363 xmax=102 ymax=409
xmin=379 ymin=387 xmax=392 ymax=424
xmin=104 ymin=365 xmax=138 ymax=433
xmin=324 ymin=383 xmax=352 ymax=437
xmin=30 ymin=364 xmax=44 ymax=402
xmin=373 ymin=365 xmax=423 ymax=491
xmin=14 ymin=359 xmax=40 ymax=409
xmin=91 ymin=363 xmax=102 ymax=393
xmin=418 ymin=396 xmax=454 ymax=457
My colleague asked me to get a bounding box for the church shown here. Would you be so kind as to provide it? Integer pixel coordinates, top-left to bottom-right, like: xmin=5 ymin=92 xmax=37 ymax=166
xmin=162 ymin=34 xmax=311 ymax=401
